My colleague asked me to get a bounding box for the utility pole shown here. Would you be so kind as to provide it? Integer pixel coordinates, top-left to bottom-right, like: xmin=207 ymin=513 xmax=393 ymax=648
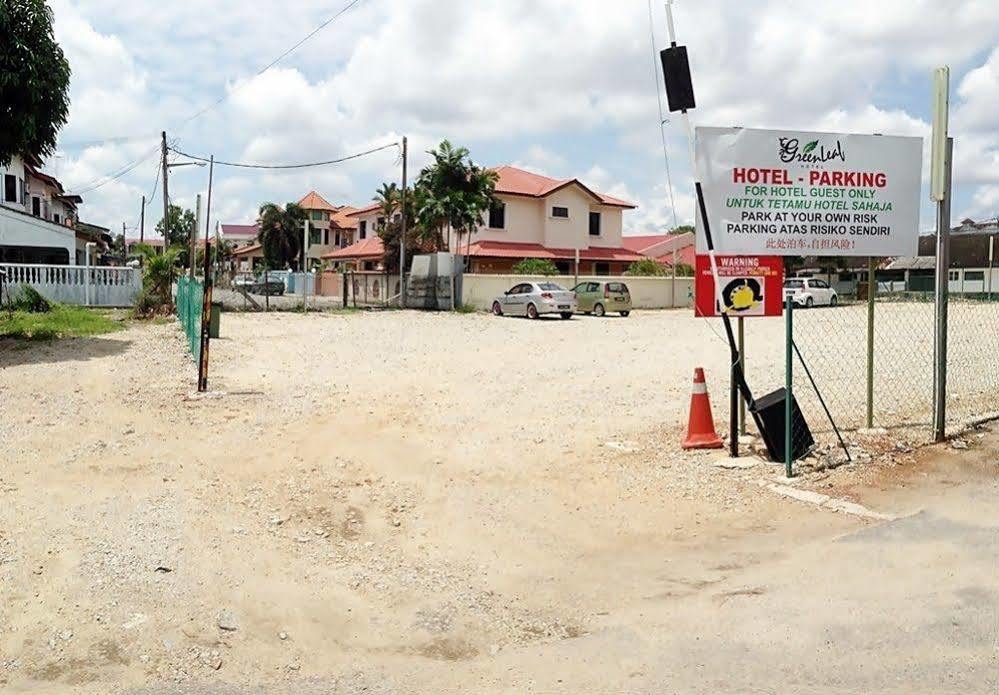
xmin=122 ymin=222 xmax=126 ymax=262
xmin=140 ymin=195 xmax=145 ymax=244
xmin=302 ymin=219 xmax=309 ymax=312
xmin=192 ymin=193 xmax=201 ymax=279
xmin=400 ymin=136 xmax=408 ymax=308
xmin=161 ymin=131 xmax=170 ymax=268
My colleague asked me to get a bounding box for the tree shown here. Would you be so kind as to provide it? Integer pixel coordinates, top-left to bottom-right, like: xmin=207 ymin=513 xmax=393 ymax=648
xmin=0 ymin=1 xmax=71 ymax=166
xmin=669 ymin=224 xmax=695 ymax=235
xmin=414 ymin=140 xmax=498 ymax=252
xmin=155 ymin=204 xmax=197 ymax=266
xmin=132 ymin=243 xmax=181 ymax=315
xmin=376 ymin=184 xmax=424 ymax=273
xmin=673 ymin=263 xmax=695 ymax=277
xmin=626 ymin=257 xmax=670 ymax=276
xmin=257 ymin=202 xmax=306 ymax=269
xmin=374 ymin=182 xmax=400 ymax=224
xmin=513 ymin=258 xmax=559 ymax=276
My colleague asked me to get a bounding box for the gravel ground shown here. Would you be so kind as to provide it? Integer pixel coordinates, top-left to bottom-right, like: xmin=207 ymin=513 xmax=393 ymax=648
xmin=0 ymin=308 xmax=989 ymax=693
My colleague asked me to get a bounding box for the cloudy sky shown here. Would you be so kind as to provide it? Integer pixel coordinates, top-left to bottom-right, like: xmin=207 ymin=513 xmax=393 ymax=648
xmin=46 ymin=0 xmax=999 ymax=239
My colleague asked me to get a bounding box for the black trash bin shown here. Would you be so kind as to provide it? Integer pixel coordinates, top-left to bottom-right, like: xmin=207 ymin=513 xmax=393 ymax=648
xmin=209 ymin=301 xmax=222 ymax=339
xmin=750 ymin=387 xmax=814 ymax=463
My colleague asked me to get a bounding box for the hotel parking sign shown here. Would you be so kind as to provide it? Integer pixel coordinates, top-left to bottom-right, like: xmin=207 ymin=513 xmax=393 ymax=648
xmin=695 ymin=127 xmax=922 ymax=257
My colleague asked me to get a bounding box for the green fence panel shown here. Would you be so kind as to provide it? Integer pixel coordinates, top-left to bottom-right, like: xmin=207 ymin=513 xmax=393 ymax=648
xmin=176 ymin=276 xmax=203 ymax=362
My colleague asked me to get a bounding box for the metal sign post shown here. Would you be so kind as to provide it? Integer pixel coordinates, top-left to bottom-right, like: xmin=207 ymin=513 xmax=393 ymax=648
xmin=661 ymin=0 xmax=756 ymax=457
xmin=930 ymin=67 xmax=951 ymax=442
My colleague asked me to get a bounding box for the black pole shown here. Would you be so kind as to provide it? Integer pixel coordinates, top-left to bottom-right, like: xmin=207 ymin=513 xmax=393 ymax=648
xmin=197 ymin=155 xmax=215 ymax=393
xmin=792 ymin=340 xmax=851 ymax=463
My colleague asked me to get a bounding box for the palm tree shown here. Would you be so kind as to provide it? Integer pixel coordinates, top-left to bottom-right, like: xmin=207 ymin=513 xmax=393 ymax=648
xmin=414 ymin=140 xmax=498 ymax=253
xmin=132 ymin=243 xmax=181 ymax=313
xmin=258 ymin=202 xmax=307 ymax=269
xmin=374 ymin=182 xmax=400 ymax=227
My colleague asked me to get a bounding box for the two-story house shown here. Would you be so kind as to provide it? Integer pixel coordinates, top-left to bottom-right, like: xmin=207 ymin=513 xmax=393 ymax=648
xmin=1 ymin=154 xmax=84 ymax=264
xmin=230 ymin=191 xmax=359 ymax=271
xmin=324 ymin=165 xmax=645 ymax=274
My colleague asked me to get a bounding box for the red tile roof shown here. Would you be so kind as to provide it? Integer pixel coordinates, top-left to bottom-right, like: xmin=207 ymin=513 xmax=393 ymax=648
xmin=220 ymin=223 xmax=259 ymax=239
xmin=622 ymin=235 xmax=669 ymax=253
xmin=125 ymin=237 xmax=165 ymax=247
xmin=233 ymin=243 xmax=263 ymax=256
xmin=622 ymin=231 xmax=694 ymax=255
xmin=346 ymin=202 xmax=382 ymax=218
xmin=321 ymin=236 xmax=384 ymax=260
xmin=298 ymin=190 xmax=338 ymax=211
xmin=466 ymin=240 xmax=644 ymax=262
xmin=656 ymin=245 xmax=696 ymax=266
xmin=491 ymin=165 xmax=636 ymax=208
xmin=330 ymin=206 xmax=359 ymax=229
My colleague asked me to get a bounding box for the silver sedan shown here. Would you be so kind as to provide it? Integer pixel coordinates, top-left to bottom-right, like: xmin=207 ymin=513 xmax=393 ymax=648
xmin=491 ymin=281 xmax=578 ymax=319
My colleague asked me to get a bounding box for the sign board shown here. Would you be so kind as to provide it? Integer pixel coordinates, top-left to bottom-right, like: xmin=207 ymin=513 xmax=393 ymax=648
xmin=695 ymin=127 xmax=922 ymax=257
xmin=695 ymin=254 xmax=784 ymax=318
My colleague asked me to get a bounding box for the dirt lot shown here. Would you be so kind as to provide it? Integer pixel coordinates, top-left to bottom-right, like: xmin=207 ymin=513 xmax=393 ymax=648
xmin=1 ymin=309 xmax=997 ymax=693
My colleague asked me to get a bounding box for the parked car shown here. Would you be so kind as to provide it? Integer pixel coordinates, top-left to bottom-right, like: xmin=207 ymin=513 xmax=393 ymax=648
xmin=784 ymin=278 xmax=838 ymax=307
xmin=491 ymin=282 xmax=577 ymax=319
xmin=571 ymin=280 xmax=632 ymax=317
xmin=234 ymin=273 xmax=285 ymax=296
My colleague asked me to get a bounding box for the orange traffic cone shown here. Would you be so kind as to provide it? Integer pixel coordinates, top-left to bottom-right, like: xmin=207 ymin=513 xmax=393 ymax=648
xmin=682 ymin=367 xmax=724 ymax=450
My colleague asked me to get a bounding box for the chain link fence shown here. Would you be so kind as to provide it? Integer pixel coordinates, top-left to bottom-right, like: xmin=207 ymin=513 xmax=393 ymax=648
xmin=739 ymin=269 xmax=999 ymax=470
xmin=176 ymin=276 xmax=203 ymax=361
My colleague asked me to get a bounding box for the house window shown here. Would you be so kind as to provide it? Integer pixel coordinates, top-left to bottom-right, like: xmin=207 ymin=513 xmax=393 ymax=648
xmin=53 ymin=213 xmax=60 ymax=225
xmin=323 ymin=230 xmax=329 ymax=245
xmin=4 ymin=175 xmax=17 ymax=203
xmin=489 ymin=203 xmax=505 ymax=229
xmin=551 ymin=206 xmax=569 ymax=219
xmin=589 ymin=211 xmax=601 ymax=236
xmin=595 ymin=262 xmax=610 ymax=276
xmin=949 ymin=270 xmax=960 ymax=281
xmin=965 ymin=271 xmax=985 ymax=281
xmin=335 ymin=231 xmax=341 ymax=246
xmin=359 ymin=220 xmax=367 ymax=239
xmin=310 ymin=227 xmax=321 ymax=245
xmin=377 ymin=216 xmax=385 ymax=229
xmin=32 ymin=197 xmax=41 ymax=216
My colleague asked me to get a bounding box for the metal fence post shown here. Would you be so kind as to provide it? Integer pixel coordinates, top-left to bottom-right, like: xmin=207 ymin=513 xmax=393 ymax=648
xmin=866 ymin=257 xmax=876 ymax=428
xmin=738 ymin=316 xmax=746 ymax=436
xmin=785 ymin=295 xmax=793 ymax=479
xmin=933 ymin=137 xmax=953 ymax=442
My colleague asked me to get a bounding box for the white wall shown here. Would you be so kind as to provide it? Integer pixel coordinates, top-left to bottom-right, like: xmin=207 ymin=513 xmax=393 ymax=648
xmin=470 ymin=195 xmax=545 ymax=245
xmin=0 ymin=205 xmax=77 ymax=262
xmin=587 ymin=204 xmax=624 ymax=249
xmin=461 ymin=273 xmax=693 ymax=310
xmin=0 ymin=156 xmax=27 ymax=213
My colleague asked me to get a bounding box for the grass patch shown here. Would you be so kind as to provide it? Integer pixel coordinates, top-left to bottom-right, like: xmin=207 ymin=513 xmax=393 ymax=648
xmin=0 ymin=305 xmax=126 ymax=340
xmin=454 ymin=303 xmax=479 ymax=314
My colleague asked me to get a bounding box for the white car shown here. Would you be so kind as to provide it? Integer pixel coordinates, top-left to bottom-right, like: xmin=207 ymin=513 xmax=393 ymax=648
xmin=492 ymin=281 xmax=578 ymax=319
xmin=784 ymin=278 xmax=838 ymax=308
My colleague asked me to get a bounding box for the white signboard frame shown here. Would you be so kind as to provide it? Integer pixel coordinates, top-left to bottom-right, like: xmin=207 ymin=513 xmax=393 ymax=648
xmin=695 ymin=127 xmax=923 ymax=257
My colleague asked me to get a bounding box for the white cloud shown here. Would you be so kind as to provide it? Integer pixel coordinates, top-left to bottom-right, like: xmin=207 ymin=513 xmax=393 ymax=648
xmin=40 ymin=0 xmax=999 ymax=235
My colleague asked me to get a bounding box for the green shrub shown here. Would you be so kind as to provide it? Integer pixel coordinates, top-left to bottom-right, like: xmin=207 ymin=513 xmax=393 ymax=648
xmin=512 ymin=258 xmax=559 ymax=276
xmin=12 ymin=285 xmax=52 ymax=313
xmin=625 ymin=258 xmax=670 ymax=277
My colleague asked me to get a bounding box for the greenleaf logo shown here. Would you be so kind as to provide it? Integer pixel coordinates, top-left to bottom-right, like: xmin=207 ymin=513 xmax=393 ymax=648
xmin=778 ymin=137 xmax=846 ymax=164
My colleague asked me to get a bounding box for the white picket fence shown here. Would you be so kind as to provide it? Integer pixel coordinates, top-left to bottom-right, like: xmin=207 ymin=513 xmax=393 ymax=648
xmin=0 ymin=263 xmax=142 ymax=307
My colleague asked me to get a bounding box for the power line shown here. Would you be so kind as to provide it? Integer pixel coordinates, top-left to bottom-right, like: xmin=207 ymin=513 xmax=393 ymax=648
xmin=167 ymin=142 xmax=398 ymax=170
xmin=65 ymin=144 xmax=161 ymax=196
xmin=647 ymin=0 xmax=680 ymax=231
xmin=178 ymin=0 xmax=366 ymax=127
